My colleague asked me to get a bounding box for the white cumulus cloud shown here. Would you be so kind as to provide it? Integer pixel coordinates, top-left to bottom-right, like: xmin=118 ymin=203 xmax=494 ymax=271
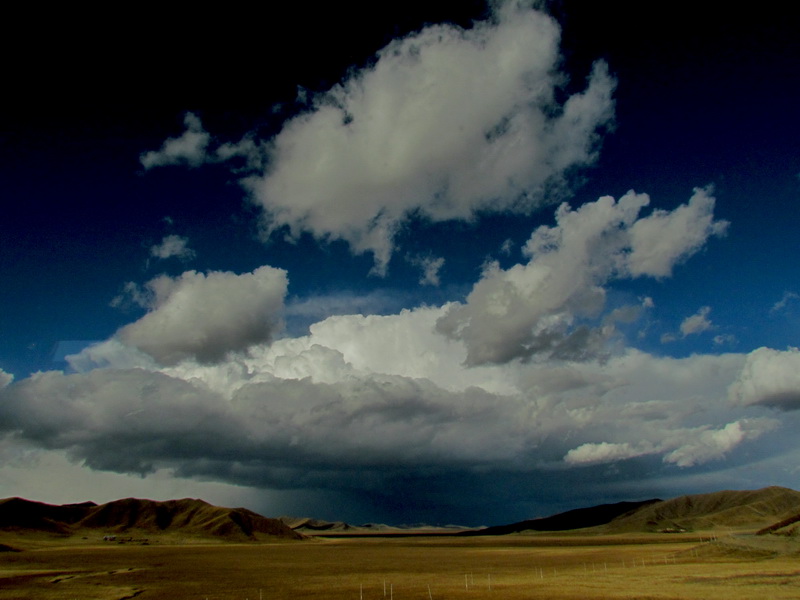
xmin=436 ymin=188 xmax=728 ymax=365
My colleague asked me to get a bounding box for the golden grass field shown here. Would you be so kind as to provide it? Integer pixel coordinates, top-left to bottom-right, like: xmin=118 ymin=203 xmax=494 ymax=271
xmin=1 ymin=531 xmax=798 ymax=600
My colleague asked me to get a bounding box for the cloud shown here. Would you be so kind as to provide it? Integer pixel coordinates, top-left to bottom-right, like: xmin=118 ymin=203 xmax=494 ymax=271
xmin=662 ymin=420 xmax=773 ymax=468
xmin=110 ymin=281 xmax=151 ymax=311
xmin=627 ymin=187 xmax=729 ymax=278
xmin=436 ymin=188 xmax=728 ymax=365
xmin=284 ymin=289 xmax=419 ymax=336
xmin=680 ymin=306 xmax=713 ymax=337
xmin=713 ymin=334 xmax=736 ymax=346
xmin=564 ymin=441 xmax=648 ymax=465
xmin=0 ymin=170 xmax=785 ymax=523
xmin=0 ymin=302 xmax=794 ymax=522
xmin=0 ymin=440 xmax=276 ymax=515
xmin=0 ymin=369 xmax=12 ymax=389
xmin=142 ymin=4 xmax=615 ymax=274
xmin=150 ymin=234 xmax=196 ymax=261
xmin=116 ymin=266 xmax=288 ymax=365
xmin=140 ymin=113 xmax=210 ymax=169
xmin=408 ymin=255 xmax=445 ymax=286
xmin=729 ymin=346 xmax=800 ymax=410
xmin=771 ymin=291 xmax=800 ymax=314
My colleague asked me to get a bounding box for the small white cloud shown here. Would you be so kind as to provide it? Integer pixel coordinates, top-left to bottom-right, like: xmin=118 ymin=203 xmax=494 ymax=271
xmin=140 ymin=113 xmax=211 ymax=170
xmin=680 ymin=306 xmax=713 ymax=337
xmin=564 ymin=441 xmax=650 ymax=465
xmin=150 ymin=234 xmax=196 ymax=261
xmin=627 ymin=187 xmax=729 ymax=278
xmin=408 ymin=255 xmax=445 ymax=286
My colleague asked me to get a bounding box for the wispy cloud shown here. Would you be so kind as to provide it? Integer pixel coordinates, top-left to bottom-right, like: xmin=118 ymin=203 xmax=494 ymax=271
xmin=771 ymin=291 xmax=800 ymax=314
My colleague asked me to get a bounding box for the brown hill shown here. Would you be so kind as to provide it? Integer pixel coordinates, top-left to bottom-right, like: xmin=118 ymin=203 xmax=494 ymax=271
xmin=604 ymin=486 xmax=800 ymax=533
xmin=0 ymin=497 xmax=303 ymax=542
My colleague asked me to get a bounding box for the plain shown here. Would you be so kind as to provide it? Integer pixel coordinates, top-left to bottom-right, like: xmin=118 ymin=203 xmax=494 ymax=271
xmin=1 ymin=530 xmax=799 ymax=600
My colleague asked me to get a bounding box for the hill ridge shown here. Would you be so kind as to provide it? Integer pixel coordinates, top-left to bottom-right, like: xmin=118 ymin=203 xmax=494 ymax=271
xmin=0 ymin=496 xmax=304 ymax=542
xmin=603 ymin=486 xmax=800 ymax=533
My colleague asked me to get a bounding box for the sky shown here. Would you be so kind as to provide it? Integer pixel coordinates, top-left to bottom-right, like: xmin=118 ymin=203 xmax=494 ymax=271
xmin=1 ymin=1 xmax=799 ymax=526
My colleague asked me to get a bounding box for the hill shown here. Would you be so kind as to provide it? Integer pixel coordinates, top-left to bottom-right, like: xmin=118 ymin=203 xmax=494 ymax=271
xmin=463 ymin=487 xmax=800 ymax=536
xmin=0 ymin=497 xmax=304 ymax=542
xmin=603 ymin=486 xmax=800 ymax=533
xmin=278 ymin=516 xmax=469 ymax=536
xmin=279 ymin=516 xmax=355 ymax=534
xmin=464 ymin=499 xmax=661 ymax=535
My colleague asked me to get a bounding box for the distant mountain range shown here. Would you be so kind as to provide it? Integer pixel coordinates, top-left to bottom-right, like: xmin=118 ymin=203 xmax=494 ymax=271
xmin=0 ymin=497 xmax=303 ymax=542
xmin=2 ymin=486 xmax=799 ymax=542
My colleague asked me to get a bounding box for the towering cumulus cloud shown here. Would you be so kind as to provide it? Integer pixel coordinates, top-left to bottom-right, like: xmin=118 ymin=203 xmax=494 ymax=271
xmin=141 ymin=3 xmax=615 ymax=274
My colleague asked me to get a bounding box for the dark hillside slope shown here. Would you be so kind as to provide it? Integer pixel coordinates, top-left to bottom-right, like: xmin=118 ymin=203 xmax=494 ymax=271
xmin=756 ymin=512 xmax=800 ymax=536
xmin=0 ymin=498 xmax=97 ymax=533
xmin=465 ymin=499 xmax=661 ymax=535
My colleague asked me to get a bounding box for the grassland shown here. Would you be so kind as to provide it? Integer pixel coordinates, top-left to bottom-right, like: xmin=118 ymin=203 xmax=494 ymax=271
xmin=1 ymin=531 xmax=799 ymax=600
